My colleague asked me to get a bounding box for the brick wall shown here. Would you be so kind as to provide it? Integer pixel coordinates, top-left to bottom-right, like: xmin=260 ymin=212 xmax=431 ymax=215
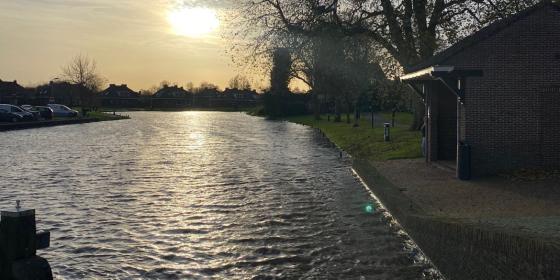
xmin=406 ymin=216 xmax=560 ymax=280
xmin=442 ymin=7 xmax=560 ymax=176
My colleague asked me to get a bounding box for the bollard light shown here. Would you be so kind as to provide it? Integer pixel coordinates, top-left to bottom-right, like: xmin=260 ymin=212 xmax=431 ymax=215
xmin=365 ymin=203 xmax=375 ymax=214
xmin=384 ymin=122 xmax=391 ymax=141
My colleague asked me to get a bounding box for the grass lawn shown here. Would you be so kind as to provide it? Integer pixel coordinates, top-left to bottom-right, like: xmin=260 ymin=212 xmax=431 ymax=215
xmin=69 ymin=107 xmax=130 ymax=121
xmin=286 ymin=113 xmax=422 ymax=161
xmin=87 ymin=111 xmax=130 ymax=121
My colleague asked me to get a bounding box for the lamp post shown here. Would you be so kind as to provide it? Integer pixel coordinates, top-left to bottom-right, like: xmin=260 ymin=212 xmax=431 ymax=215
xmin=384 ymin=123 xmax=391 ymax=141
xmin=370 ymin=105 xmax=374 ymax=129
xmin=49 ymin=78 xmax=59 ymax=104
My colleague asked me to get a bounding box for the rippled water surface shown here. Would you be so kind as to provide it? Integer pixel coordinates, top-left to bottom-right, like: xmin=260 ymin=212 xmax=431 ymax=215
xmin=1 ymin=112 xmax=438 ymax=279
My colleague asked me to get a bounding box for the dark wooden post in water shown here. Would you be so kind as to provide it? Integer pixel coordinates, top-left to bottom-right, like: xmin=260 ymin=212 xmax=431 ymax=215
xmin=0 ymin=201 xmax=52 ymax=280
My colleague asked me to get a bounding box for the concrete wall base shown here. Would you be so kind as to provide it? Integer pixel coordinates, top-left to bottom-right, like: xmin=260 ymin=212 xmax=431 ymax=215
xmin=353 ymin=159 xmax=560 ymax=280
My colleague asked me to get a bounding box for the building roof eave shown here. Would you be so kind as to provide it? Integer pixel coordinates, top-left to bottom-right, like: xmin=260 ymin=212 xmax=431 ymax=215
xmin=400 ymin=65 xmax=455 ymax=81
xmin=401 ymin=66 xmax=483 ymax=103
xmin=405 ymin=2 xmax=560 ymax=73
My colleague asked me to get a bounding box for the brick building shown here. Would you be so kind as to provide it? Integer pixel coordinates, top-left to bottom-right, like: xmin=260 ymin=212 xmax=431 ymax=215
xmin=217 ymin=88 xmax=259 ymax=108
xmin=401 ymin=2 xmax=560 ymax=178
xmin=99 ymin=84 xmax=140 ymax=108
xmin=36 ymin=81 xmax=96 ymax=107
xmin=0 ymin=80 xmax=30 ymax=105
xmin=151 ymin=85 xmax=192 ymax=108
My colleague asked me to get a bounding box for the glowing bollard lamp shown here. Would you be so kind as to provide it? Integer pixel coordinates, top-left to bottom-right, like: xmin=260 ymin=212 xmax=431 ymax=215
xmin=0 ymin=201 xmax=52 ymax=280
xmin=384 ymin=123 xmax=391 ymax=142
xmin=364 ymin=203 xmax=376 ymax=214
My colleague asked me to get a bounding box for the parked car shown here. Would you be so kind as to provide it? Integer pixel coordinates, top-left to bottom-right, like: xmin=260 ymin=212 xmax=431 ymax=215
xmin=20 ymin=105 xmax=34 ymax=111
xmin=0 ymin=108 xmax=20 ymax=122
xmin=34 ymin=106 xmax=54 ymax=120
xmin=20 ymin=105 xmax=41 ymax=120
xmin=20 ymin=105 xmax=54 ymax=120
xmin=47 ymin=104 xmax=79 ymax=118
xmin=0 ymin=104 xmax=35 ymax=122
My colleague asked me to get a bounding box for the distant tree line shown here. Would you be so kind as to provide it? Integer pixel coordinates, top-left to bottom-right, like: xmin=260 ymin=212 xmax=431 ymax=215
xmin=0 ymin=51 xmax=260 ymax=109
xmin=2 ymin=54 xmax=261 ymax=110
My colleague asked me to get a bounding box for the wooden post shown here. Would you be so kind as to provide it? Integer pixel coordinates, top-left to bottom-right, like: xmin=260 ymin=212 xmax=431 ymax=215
xmin=0 ymin=201 xmax=52 ymax=280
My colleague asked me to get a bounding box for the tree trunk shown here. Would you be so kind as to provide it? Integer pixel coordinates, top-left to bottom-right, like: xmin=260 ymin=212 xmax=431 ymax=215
xmin=410 ymin=97 xmax=425 ymax=130
xmin=334 ymin=99 xmax=342 ymax=122
xmin=313 ymin=91 xmax=321 ymax=120
xmin=345 ymin=97 xmax=351 ymax=124
xmin=353 ymin=102 xmax=360 ymax=127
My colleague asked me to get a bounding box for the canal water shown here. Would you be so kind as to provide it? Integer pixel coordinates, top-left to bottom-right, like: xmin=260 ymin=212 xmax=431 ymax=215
xmin=0 ymin=112 xmax=439 ymax=279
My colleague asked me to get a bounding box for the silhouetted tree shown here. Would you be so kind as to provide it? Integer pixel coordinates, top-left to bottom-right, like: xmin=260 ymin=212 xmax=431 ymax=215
xmin=196 ymin=81 xmax=218 ymax=93
xmin=228 ymin=75 xmax=252 ymax=90
xmin=185 ymin=82 xmax=195 ymax=92
xmin=263 ymin=48 xmax=298 ymax=117
xmin=231 ymin=0 xmax=539 ymax=128
xmin=349 ymin=0 xmax=539 ymax=129
xmin=61 ymin=54 xmax=105 ymax=92
xmin=270 ymin=48 xmax=291 ymax=95
xmin=159 ymin=80 xmax=178 ymax=88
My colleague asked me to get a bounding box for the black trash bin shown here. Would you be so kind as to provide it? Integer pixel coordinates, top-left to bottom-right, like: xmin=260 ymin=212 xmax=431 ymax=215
xmin=458 ymin=142 xmax=471 ymax=180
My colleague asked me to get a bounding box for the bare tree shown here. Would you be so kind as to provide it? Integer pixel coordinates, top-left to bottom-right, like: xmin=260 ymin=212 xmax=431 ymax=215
xmin=230 ymin=0 xmax=539 ymax=127
xmin=159 ymin=80 xmax=178 ymax=88
xmin=185 ymin=82 xmax=195 ymax=92
xmin=61 ymin=54 xmax=105 ymax=92
xmin=194 ymin=82 xmax=220 ymax=93
xmin=235 ymin=0 xmax=537 ymax=68
xmin=228 ymin=75 xmax=252 ymax=90
xmin=270 ymin=48 xmax=292 ymax=95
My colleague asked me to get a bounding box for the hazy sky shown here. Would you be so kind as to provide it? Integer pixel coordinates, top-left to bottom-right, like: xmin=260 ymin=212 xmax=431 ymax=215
xmin=0 ymin=0 xmax=248 ymax=91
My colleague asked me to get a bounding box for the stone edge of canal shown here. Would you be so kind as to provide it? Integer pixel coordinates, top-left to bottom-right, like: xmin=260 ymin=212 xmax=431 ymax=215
xmin=0 ymin=117 xmax=128 ymax=132
xmin=352 ymin=158 xmax=560 ymax=280
xmin=351 ymin=167 xmax=446 ymax=280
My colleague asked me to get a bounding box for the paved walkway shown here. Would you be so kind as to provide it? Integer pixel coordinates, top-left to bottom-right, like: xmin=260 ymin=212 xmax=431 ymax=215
xmin=373 ymin=159 xmax=560 ymax=239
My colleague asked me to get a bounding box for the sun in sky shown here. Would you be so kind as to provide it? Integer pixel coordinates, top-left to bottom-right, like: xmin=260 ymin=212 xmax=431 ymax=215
xmin=167 ymin=6 xmax=220 ymax=38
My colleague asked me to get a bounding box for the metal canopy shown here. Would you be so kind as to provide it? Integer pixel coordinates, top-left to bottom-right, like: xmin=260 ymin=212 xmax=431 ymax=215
xmin=400 ymin=65 xmax=483 ymax=103
xmin=400 ymin=66 xmax=455 ymax=81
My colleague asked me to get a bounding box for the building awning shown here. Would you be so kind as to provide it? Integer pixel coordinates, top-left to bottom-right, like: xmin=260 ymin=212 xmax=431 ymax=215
xmin=400 ymin=66 xmax=456 ymax=81
xmin=400 ymin=65 xmax=482 ymax=103
xmin=401 ymin=65 xmax=483 ymax=82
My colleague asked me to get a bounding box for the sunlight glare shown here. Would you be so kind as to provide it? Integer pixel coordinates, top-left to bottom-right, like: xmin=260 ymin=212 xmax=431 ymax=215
xmin=167 ymin=7 xmax=219 ymax=37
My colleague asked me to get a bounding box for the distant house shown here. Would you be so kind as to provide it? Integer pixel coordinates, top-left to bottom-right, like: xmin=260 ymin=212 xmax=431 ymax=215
xmin=401 ymin=2 xmax=560 ymax=178
xmin=222 ymin=88 xmax=259 ymax=100
xmin=151 ymin=85 xmax=192 ymax=108
xmin=0 ymin=79 xmax=29 ymax=105
xmin=193 ymin=87 xmax=220 ymax=107
xmin=214 ymin=88 xmax=260 ymax=108
xmin=99 ymin=84 xmax=140 ymax=108
xmin=36 ymin=81 xmax=96 ymax=107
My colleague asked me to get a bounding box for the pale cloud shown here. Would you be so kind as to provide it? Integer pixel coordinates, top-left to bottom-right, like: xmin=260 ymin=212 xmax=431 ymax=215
xmin=0 ymin=0 xmax=239 ymax=90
